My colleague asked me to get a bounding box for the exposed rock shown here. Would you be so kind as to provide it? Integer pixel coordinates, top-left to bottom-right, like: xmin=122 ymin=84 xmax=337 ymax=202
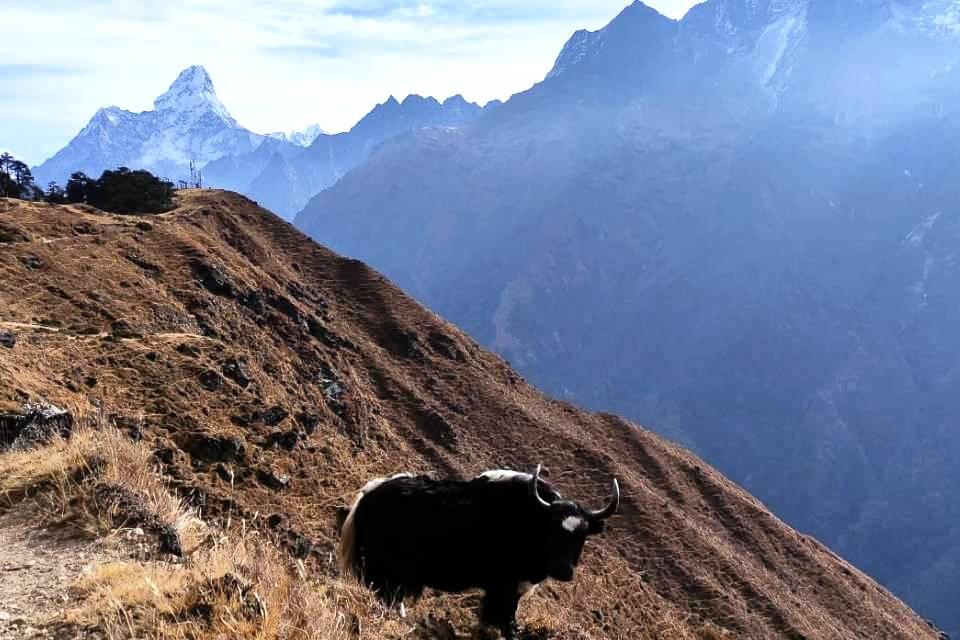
xmin=109 ymin=320 xmax=144 ymax=339
xmin=19 ymin=255 xmax=43 ymax=270
xmin=122 ymin=251 xmax=162 ymax=275
xmin=198 ymin=370 xmax=224 ymax=391
xmin=256 ymin=468 xmax=290 ymax=490
xmin=193 ymin=260 xmax=239 ymax=299
xmin=265 ymin=429 xmax=299 ymax=451
xmin=428 ymin=331 xmax=465 ymax=362
xmin=45 ymin=285 xmax=71 ymax=300
xmin=176 ymin=342 xmax=202 ymax=358
xmin=295 ymin=412 xmax=321 ymax=435
xmin=187 ymin=434 xmax=244 ymax=463
xmin=71 ymin=221 xmax=99 ymax=235
xmin=267 ymin=293 xmax=303 ymax=323
xmin=215 ymin=463 xmax=235 ymax=484
xmin=322 ymin=379 xmax=346 ymax=417
xmin=260 ymin=406 xmax=288 ymax=427
xmin=0 ymin=402 xmax=74 ymax=451
xmin=0 ymin=332 xmax=16 ymax=349
xmin=221 ymin=357 xmax=252 ymax=388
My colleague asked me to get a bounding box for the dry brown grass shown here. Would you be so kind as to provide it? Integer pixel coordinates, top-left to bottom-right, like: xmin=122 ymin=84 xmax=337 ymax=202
xmin=64 ymin=531 xmax=415 ymax=640
xmin=0 ymin=419 xmax=418 ymax=640
xmin=0 ymin=418 xmax=202 ymax=549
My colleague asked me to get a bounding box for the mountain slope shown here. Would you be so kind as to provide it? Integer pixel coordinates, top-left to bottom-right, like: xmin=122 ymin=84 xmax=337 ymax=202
xmin=229 ymin=94 xmax=487 ymax=219
xmin=294 ymin=1 xmax=960 ymax=634
xmin=0 ymin=191 xmax=944 ymax=639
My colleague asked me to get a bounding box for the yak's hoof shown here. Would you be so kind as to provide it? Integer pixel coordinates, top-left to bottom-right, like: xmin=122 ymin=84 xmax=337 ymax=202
xmin=472 ymin=625 xmax=501 ymax=640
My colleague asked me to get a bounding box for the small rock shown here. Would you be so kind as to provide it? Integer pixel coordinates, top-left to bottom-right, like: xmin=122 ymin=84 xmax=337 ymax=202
xmin=215 ymin=464 xmax=235 ymax=484
xmin=19 ymin=254 xmax=43 ymax=270
xmin=256 ymin=468 xmax=290 ymax=490
xmin=176 ymin=342 xmax=202 ymax=358
xmin=261 ymin=406 xmax=289 ymax=427
xmin=110 ymin=320 xmax=144 ymax=339
xmin=266 ymin=429 xmax=299 ymax=451
xmin=0 ymin=332 xmax=15 ymax=349
xmin=123 ymin=250 xmax=161 ymax=274
xmin=198 ymin=370 xmax=224 ymax=392
xmin=222 ymin=357 xmax=252 ymax=388
xmin=296 ymin=412 xmax=321 ymax=435
xmin=189 ymin=434 xmax=244 ymax=463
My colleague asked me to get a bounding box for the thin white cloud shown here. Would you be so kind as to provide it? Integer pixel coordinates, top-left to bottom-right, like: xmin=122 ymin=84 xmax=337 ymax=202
xmin=2 ymin=0 xmax=702 ymax=165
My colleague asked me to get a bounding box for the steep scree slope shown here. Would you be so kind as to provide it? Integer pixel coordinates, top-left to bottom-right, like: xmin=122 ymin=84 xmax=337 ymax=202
xmin=0 ymin=192 xmax=942 ymax=639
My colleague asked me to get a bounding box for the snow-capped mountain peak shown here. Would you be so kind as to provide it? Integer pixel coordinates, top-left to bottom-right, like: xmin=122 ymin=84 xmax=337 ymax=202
xmin=266 ymin=124 xmax=326 ymax=147
xmin=153 ymin=65 xmax=238 ymax=127
xmin=33 ymin=65 xmax=260 ymax=185
xmin=79 ymin=106 xmax=132 ymax=135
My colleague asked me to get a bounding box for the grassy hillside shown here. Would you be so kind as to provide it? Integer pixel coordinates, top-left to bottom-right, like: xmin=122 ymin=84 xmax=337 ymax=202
xmin=0 ymin=192 xmax=943 ymax=639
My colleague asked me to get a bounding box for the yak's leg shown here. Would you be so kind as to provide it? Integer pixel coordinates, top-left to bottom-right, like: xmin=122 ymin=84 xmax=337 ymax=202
xmin=480 ymin=586 xmax=522 ymax=639
xmin=375 ymin=583 xmax=406 ymax=612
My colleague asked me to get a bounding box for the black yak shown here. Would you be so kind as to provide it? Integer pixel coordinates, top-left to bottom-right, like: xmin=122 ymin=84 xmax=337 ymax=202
xmin=338 ymin=465 xmax=619 ymax=638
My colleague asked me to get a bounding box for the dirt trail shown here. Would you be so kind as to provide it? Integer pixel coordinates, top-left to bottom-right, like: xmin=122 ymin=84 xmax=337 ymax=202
xmin=0 ymin=514 xmax=100 ymax=640
xmin=0 ymin=322 xmax=61 ymax=333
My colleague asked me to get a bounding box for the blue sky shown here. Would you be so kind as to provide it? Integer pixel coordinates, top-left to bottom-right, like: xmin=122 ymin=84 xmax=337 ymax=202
xmin=1 ymin=0 xmax=701 ymax=166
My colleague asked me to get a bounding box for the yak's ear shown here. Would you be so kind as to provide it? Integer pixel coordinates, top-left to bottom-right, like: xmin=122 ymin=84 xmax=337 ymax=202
xmin=587 ymin=519 xmax=606 ymax=536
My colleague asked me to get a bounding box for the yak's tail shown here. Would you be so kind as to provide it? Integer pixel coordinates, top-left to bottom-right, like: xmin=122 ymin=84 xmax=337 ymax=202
xmin=337 ymin=489 xmax=364 ymax=577
xmin=338 ymin=474 xmax=413 ymax=578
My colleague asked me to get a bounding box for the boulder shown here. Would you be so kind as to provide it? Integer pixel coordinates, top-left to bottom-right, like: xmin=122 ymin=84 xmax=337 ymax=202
xmin=0 ymin=402 xmax=74 ymax=451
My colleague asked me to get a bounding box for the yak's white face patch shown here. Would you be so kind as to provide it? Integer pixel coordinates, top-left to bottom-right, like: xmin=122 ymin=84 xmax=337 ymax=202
xmin=562 ymin=516 xmax=586 ymax=533
xmin=479 ymin=470 xmax=531 ymax=483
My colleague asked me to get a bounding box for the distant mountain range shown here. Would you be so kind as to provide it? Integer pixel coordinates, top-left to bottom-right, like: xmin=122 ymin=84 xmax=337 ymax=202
xmin=266 ymin=124 xmax=325 ymax=147
xmin=33 ymin=66 xmax=489 ymax=219
xmin=295 ymin=0 xmax=960 ymax=635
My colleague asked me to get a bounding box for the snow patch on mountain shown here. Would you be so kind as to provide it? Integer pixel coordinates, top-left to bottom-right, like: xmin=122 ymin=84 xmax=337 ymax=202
xmin=752 ymin=3 xmax=808 ymax=85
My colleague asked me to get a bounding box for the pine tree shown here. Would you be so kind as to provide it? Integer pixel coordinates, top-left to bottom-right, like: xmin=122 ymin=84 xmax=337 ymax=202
xmin=0 ymin=154 xmax=40 ymax=200
xmin=65 ymin=172 xmax=94 ymax=203
xmin=0 ymin=153 xmax=16 ymax=197
xmin=45 ymin=181 xmax=67 ymax=204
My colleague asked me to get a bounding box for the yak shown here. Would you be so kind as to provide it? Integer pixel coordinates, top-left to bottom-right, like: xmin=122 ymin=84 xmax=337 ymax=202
xmin=338 ymin=465 xmax=620 ymax=638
